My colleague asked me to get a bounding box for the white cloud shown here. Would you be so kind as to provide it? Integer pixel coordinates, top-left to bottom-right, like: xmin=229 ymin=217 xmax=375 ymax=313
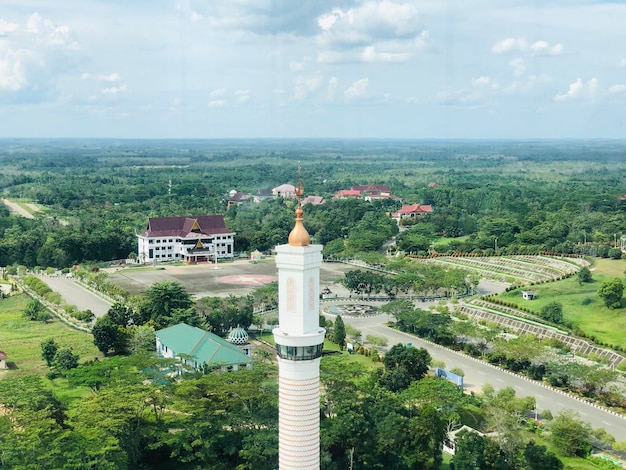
xmin=344 ymin=78 xmax=369 ymax=100
xmin=294 ymin=72 xmax=324 ymax=100
xmin=509 ymin=58 xmax=525 ymax=77
xmin=318 ymin=1 xmax=421 ymax=40
xmin=0 ymin=12 xmax=80 ymax=98
xmin=99 ymin=73 xmax=121 ymax=82
xmin=554 ymin=78 xmax=583 ymax=101
xmin=235 ymin=89 xmax=250 ymax=103
xmin=361 ymin=32 xmax=429 ymax=63
xmin=0 ymin=19 xmax=18 ymax=33
xmin=531 ymin=40 xmax=563 ymax=55
xmin=472 ymin=76 xmax=491 ymax=87
xmin=492 ymin=37 xmax=527 ymax=54
xmin=502 ymin=73 xmax=551 ymax=95
xmin=434 ymin=89 xmax=484 ymax=107
xmin=619 ymin=59 xmax=626 ymax=68
xmin=492 ymin=37 xmax=563 ymax=56
xmin=210 ymin=88 xmax=227 ymax=97
xmin=609 ymin=84 xmax=626 ymax=94
xmin=0 ymin=44 xmax=33 ymax=91
xmin=102 ymin=84 xmax=127 ymax=95
xmin=208 ymin=99 xmax=226 ymax=107
xmin=587 ymin=77 xmax=598 ymax=96
xmin=316 ymin=1 xmax=429 ymax=63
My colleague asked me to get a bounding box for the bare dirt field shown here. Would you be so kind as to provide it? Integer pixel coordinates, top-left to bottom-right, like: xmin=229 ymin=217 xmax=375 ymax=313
xmin=108 ymin=259 xmax=354 ymax=299
xmin=2 ymin=199 xmax=34 ymax=219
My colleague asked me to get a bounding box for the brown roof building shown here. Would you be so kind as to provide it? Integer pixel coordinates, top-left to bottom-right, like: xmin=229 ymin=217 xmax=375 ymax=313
xmin=137 ymin=216 xmax=234 ymax=264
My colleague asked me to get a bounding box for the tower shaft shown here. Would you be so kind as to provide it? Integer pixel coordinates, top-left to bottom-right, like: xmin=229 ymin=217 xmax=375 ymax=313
xmin=273 ymin=243 xmax=325 ymax=470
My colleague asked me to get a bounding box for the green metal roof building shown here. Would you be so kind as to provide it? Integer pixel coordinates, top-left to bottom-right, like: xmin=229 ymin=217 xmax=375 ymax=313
xmin=155 ymin=323 xmax=253 ymax=371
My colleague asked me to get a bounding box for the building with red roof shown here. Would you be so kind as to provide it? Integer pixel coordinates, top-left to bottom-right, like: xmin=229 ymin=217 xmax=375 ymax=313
xmin=391 ymin=203 xmax=433 ymax=222
xmin=137 ymin=215 xmax=234 ymax=263
xmin=333 ymin=184 xmax=396 ymax=201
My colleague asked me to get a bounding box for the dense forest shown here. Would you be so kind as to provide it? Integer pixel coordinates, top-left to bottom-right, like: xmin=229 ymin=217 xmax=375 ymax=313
xmin=1 ymin=139 xmax=625 ymax=268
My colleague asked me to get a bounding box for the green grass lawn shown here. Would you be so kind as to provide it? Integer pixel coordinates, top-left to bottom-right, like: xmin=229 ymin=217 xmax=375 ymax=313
xmin=498 ymin=258 xmax=626 ymax=347
xmin=256 ymin=332 xmax=383 ymax=369
xmin=0 ymin=294 xmax=102 ymax=378
xmin=434 ymin=235 xmax=469 ymax=249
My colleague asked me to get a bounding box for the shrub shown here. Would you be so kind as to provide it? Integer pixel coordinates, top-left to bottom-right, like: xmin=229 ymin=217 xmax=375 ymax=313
xmin=73 ymin=309 xmax=95 ymax=323
xmin=450 ymin=367 xmax=465 ymax=377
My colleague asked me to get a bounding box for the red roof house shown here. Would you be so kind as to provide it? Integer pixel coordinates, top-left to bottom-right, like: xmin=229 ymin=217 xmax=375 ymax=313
xmin=392 ymin=204 xmax=433 ymax=221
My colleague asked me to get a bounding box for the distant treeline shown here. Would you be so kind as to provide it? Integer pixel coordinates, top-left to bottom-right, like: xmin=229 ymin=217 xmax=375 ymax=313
xmin=0 ymin=139 xmax=625 ymax=268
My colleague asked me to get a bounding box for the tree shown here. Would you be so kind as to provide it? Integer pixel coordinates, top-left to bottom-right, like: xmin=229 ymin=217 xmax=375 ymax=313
xmin=139 ymin=281 xmax=194 ymax=327
xmin=608 ymin=247 xmax=622 ymax=260
xmin=333 ymin=315 xmax=346 ymax=348
xmin=40 ymin=338 xmax=58 ymax=366
xmin=92 ymin=315 xmax=121 ymax=355
xmin=107 ymin=302 xmax=132 ymax=326
xmin=23 ymin=298 xmax=49 ymax=322
xmin=577 ymin=266 xmax=592 ymax=283
xmin=598 ymin=277 xmax=623 ymax=309
xmin=380 ymin=344 xmax=431 ymax=392
xmin=549 ymin=410 xmax=592 ymax=457
xmin=524 ymin=441 xmax=563 ymax=470
xmin=381 ymin=299 xmax=415 ymax=322
xmin=540 ymin=301 xmax=563 ymax=324
xmin=453 ymin=429 xmax=486 ymax=470
xmin=54 ymin=348 xmax=80 ymax=372
xmin=481 ymin=386 xmax=534 ymax=465
xmin=127 ymin=324 xmax=156 ymax=354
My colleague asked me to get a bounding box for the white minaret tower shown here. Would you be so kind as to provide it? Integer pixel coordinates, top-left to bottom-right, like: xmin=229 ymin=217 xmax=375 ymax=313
xmin=273 ymin=168 xmax=325 ymax=470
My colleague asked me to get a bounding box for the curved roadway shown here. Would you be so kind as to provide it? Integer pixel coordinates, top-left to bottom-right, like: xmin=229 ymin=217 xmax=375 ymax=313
xmin=335 ymin=312 xmax=626 ymax=441
xmin=40 ymin=272 xmax=626 ymax=440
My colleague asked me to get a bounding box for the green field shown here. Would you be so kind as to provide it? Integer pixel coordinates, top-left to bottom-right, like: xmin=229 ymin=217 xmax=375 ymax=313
xmin=0 ymin=294 xmax=102 ymax=378
xmin=498 ymin=258 xmax=626 ymax=347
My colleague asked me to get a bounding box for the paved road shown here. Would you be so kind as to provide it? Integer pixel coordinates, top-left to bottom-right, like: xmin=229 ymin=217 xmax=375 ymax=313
xmin=39 ymin=276 xmax=112 ymax=318
xmin=335 ymin=313 xmax=626 ymax=441
xmin=41 ymin=266 xmax=626 ymax=439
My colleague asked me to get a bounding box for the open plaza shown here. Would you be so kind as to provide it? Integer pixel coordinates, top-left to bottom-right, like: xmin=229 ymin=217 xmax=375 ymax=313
xmin=107 ymin=259 xmax=355 ymax=299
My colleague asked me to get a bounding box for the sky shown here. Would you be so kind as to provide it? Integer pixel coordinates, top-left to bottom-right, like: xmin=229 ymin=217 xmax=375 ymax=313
xmin=1 ymin=0 xmax=626 ymax=139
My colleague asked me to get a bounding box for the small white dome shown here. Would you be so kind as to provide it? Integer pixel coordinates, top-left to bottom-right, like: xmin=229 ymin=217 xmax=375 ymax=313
xmin=227 ymin=326 xmax=249 ymax=345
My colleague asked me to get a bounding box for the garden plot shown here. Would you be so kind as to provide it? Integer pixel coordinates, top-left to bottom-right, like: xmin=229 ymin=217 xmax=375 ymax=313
xmin=423 ymin=255 xmax=582 ymax=284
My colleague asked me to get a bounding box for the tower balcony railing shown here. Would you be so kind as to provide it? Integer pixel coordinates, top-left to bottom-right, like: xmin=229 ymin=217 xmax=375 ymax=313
xmin=275 ymin=343 xmax=323 ymax=361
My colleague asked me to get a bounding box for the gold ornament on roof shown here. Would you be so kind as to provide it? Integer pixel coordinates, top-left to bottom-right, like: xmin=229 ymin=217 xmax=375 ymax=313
xmin=288 ymin=162 xmax=310 ymax=247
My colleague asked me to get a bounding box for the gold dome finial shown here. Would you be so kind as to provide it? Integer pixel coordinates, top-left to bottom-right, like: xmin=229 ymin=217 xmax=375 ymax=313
xmin=288 ymin=162 xmax=310 ymax=246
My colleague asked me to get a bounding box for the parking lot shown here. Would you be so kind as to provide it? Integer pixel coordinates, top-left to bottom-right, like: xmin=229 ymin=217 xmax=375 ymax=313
xmin=107 ymin=259 xmax=354 ymax=299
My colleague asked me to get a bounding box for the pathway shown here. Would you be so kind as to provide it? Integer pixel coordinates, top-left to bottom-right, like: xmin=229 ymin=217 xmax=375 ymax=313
xmin=2 ymin=199 xmax=34 ymax=219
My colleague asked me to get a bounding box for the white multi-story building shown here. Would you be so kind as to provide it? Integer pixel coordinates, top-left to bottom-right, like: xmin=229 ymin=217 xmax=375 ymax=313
xmin=273 ymin=201 xmax=325 ymax=470
xmin=137 ymin=215 xmax=234 ymax=264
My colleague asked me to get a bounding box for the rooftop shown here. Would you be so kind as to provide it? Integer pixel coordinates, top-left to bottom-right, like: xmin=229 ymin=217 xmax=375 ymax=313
xmin=156 ymin=323 xmax=252 ymax=366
